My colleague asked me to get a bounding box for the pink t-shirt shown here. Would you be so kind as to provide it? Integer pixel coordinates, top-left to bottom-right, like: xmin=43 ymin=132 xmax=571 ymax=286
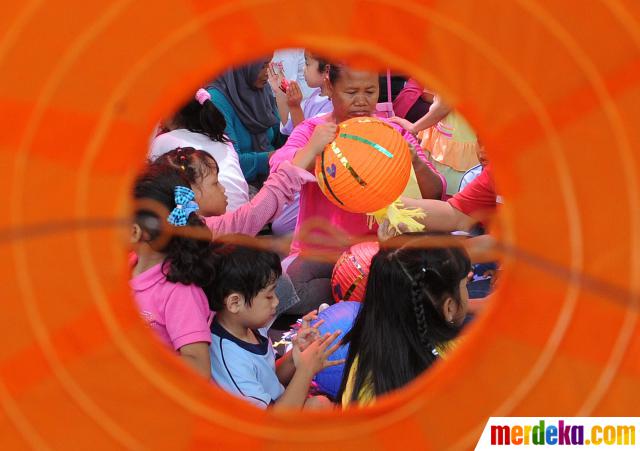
xmin=269 ymin=114 xmax=445 ymax=254
xmin=130 ymin=261 xmax=212 ymax=351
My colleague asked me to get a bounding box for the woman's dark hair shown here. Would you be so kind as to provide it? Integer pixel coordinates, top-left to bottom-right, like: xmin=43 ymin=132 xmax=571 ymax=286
xmin=205 ymin=239 xmax=282 ymax=311
xmin=337 ymin=234 xmax=471 ymax=402
xmin=172 ymin=97 xmax=228 ymax=143
xmin=153 ymin=146 xmax=218 ymax=188
xmin=133 ymin=158 xmax=215 ymax=287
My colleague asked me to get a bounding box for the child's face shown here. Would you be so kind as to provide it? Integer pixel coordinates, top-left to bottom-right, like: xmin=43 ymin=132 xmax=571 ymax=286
xmin=239 ymin=282 xmax=279 ymax=329
xmin=304 ymin=54 xmax=326 ymax=89
xmin=193 ymin=164 xmax=227 ymax=217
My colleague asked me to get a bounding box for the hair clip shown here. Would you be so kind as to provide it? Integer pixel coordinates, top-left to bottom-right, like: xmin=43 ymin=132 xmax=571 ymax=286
xmin=167 ymin=186 xmax=199 ymax=226
xmin=195 ymin=88 xmax=211 ymax=105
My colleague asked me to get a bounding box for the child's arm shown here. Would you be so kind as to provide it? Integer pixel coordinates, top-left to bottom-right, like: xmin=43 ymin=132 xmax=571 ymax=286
xmin=204 ymin=122 xmax=333 ymax=237
xmin=390 ymin=95 xmax=451 ymax=135
xmin=400 ymin=197 xmax=476 ymax=232
xmin=272 ymin=331 xmax=343 ymax=410
xmin=178 ymin=342 xmax=211 ymax=380
xmin=204 ymin=160 xmax=316 ymax=236
xmin=286 ymin=81 xmax=305 ymax=128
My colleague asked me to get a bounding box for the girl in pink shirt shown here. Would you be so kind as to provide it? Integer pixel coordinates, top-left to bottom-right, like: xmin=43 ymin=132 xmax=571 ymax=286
xmin=269 ymin=65 xmax=447 ymax=314
xmin=152 ymin=147 xmax=317 ymax=237
xmin=131 ymin=164 xmax=217 ymax=379
xmin=135 ymin=144 xmax=321 ymax=337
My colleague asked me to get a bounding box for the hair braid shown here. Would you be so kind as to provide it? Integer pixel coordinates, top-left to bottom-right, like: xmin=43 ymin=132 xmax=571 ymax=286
xmin=393 ymin=253 xmax=436 ymax=355
xmin=409 ymin=270 xmax=430 ymax=349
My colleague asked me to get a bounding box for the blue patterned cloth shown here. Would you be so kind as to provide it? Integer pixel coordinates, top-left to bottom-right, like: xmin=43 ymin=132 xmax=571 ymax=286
xmin=167 ymin=186 xmax=199 ymax=226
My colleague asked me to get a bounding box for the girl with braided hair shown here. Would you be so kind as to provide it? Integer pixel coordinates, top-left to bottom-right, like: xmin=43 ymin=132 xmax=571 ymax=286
xmin=338 ymin=234 xmax=471 ymax=406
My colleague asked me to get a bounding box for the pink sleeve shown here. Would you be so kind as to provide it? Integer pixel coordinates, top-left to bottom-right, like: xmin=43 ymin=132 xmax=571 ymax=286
xmin=205 ymin=160 xmax=316 ymax=236
xmin=269 ymin=119 xmax=316 ymax=172
xmin=164 ymin=285 xmax=212 ymax=350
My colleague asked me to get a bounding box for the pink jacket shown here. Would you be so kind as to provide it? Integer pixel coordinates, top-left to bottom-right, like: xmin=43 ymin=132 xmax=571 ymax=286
xmin=205 ymin=160 xmax=315 ymax=236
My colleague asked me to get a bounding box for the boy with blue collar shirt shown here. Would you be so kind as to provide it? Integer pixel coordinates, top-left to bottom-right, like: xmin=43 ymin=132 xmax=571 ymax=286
xmin=206 ymin=240 xmax=342 ymax=409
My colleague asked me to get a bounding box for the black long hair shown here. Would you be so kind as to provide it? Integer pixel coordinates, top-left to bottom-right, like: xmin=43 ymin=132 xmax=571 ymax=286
xmin=133 ymin=160 xmax=215 ymax=287
xmin=337 ymin=235 xmax=471 ymax=402
xmin=172 ymin=97 xmax=228 ymax=143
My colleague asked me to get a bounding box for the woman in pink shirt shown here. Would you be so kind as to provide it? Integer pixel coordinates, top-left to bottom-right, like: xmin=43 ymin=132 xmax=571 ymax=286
xmin=270 ymin=65 xmax=446 ymax=314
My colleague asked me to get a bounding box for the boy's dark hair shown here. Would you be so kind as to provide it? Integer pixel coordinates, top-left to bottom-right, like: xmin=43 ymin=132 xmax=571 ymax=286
xmin=172 ymin=97 xmax=228 ymax=143
xmin=338 ymin=233 xmax=471 ymax=402
xmin=206 ymin=239 xmax=282 ymax=311
xmin=133 ymin=161 xmax=215 ymax=287
xmin=153 ymin=147 xmax=218 ymax=187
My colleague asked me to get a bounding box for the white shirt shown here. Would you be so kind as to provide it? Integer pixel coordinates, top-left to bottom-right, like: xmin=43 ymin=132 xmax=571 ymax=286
xmin=210 ymin=322 xmax=284 ymax=409
xmin=280 ymin=88 xmax=333 ymax=135
xmin=149 ymin=129 xmax=249 ymax=212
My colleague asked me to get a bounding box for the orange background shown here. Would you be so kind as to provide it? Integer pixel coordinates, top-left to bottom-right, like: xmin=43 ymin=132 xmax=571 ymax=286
xmin=1 ymin=1 xmax=639 ymax=449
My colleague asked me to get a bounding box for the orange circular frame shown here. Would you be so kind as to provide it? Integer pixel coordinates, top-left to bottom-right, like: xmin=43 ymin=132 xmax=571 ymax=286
xmin=1 ymin=1 xmax=639 ymax=449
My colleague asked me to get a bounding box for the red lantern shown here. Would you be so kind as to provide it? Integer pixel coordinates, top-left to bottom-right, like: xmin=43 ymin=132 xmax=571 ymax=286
xmin=331 ymin=241 xmax=380 ymax=302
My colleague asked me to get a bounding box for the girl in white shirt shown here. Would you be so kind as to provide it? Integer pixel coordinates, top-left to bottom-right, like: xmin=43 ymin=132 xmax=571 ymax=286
xmin=150 ymin=89 xmax=250 ymax=211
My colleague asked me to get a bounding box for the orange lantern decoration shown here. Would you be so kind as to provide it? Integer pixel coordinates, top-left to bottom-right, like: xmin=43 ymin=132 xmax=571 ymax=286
xmin=315 ymin=117 xmax=412 ymax=213
xmin=332 ymin=241 xmax=380 ymax=302
xmin=2 ymin=1 xmax=640 ymax=450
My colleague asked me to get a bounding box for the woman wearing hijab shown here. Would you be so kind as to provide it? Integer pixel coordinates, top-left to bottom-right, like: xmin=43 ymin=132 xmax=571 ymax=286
xmin=208 ymin=60 xmax=284 ymax=184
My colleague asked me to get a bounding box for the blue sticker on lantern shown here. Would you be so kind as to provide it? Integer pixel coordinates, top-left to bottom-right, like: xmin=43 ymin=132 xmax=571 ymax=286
xmin=326 ymin=163 xmax=337 ymax=178
xmin=334 ymin=283 xmax=344 ymax=300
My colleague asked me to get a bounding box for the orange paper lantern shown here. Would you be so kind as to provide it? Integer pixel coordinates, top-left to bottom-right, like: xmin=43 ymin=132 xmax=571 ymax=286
xmin=2 ymin=1 xmax=640 ymax=449
xmin=331 ymin=241 xmax=380 ymax=302
xmin=315 ymin=117 xmax=412 ymax=213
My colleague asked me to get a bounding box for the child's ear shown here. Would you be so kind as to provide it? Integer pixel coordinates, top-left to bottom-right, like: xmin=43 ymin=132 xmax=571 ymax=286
xmin=131 ymin=224 xmax=143 ymax=244
xmin=324 ymin=75 xmax=333 ymax=97
xmin=442 ymin=297 xmax=457 ymax=324
xmin=224 ymin=293 xmax=244 ymax=314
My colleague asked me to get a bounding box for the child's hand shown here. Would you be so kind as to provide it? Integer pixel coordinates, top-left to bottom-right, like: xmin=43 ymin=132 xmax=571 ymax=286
xmin=308 ymin=122 xmax=338 ymax=155
xmin=389 ymin=116 xmax=416 ymax=135
xmin=377 ymin=219 xmax=409 ymax=241
xmin=292 ymin=331 xmax=344 ymax=376
xmin=293 ymin=310 xmax=324 ymax=352
xmin=286 ymin=81 xmax=303 ymax=108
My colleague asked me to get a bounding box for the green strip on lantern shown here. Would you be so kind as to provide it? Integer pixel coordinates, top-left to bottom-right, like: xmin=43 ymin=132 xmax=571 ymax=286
xmin=339 ymin=133 xmax=394 ymax=158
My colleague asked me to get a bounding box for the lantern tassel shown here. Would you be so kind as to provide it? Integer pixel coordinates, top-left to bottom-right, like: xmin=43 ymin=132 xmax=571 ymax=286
xmin=367 ymin=199 xmax=426 ymax=233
